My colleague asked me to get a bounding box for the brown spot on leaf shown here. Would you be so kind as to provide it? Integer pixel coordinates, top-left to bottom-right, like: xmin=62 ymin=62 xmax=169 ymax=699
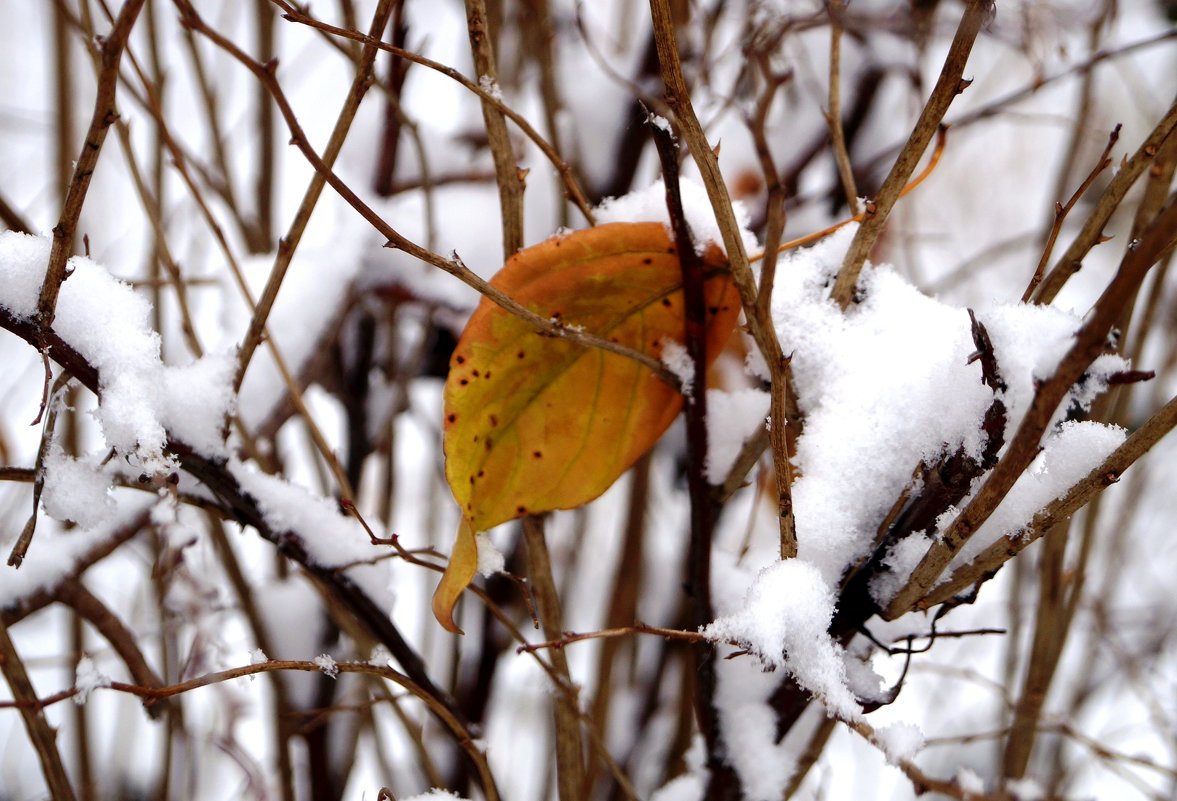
xmin=447 ymin=413 xmax=457 ymax=423
xmin=661 ymin=298 xmax=672 ymax=307
xmin=516 ymin=505 xmax=527 ymax=514
xmin=489 ymin=414 xmax=498 ymax=427
xmin=459 ymin=378 xmax=469 ymax=386
xmin=472 ymin=369 xmax=480 ymax=377
xmin=533 ymin=451 xmax=543 ymax=459
xmin=642 ymin=257 xmax=653 ymax=265
xmin=456 ymin=355 xmax=466 ymax=365
xmin=517 ymin=350 xmax=526 ymax=359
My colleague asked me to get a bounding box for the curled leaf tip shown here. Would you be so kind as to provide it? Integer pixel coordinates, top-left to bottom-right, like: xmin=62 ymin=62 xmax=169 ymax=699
xmin=431 ymin=518 xmax=479 ymax=633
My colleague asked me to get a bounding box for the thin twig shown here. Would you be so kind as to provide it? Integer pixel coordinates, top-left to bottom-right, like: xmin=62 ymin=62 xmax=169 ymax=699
xmin=179 ymin=2 xmax=673 ymax=385
xmin=826 ymin=0 xmax=859 ymax=216
xmin=0 ymin=621 xmax=78 ymax=800
xmin=1023 ymin=124 xmax=1122 ymax=302
xmin=517 ymin=622 xmax=709 ymax=654
xmin=38 ymin=0 xmax=147 ymax=333
xmin=271 ymin=0 xmax=595 ymax=223
xmin=522 ymin=516 xmax=585 ymax=801
xmin=831 ymin=0 xmax=988 ymax=308
xmin=1031 ymin=95 xmax=1177 ymax=304
xmin=465 ymin=0 xmax=525 ymax=258
xmin=234 ymin=0 xmax=396 ymax=392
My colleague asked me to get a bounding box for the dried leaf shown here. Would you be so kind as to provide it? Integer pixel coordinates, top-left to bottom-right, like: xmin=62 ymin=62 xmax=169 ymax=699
xmin=431 ymin=222 xmax=741 ymax=629
xmin=432 ymin=518 xmax=478 ymax=634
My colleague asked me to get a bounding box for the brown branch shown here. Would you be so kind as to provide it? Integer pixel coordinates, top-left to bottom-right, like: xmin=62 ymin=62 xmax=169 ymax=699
xmin=1022 ymin=124 xmax=1121 ymax=302
xmin=38 ymin=0 xmax=146 ymax=333
xmin=179 ymin=2 xmax=672 ymax=386
xmin=253 ymin=0 xmax=277 ymax=250
xmin=54 ymin=580 xmax=168 ymax=719
xmin=522 ymin=516 xmax=585 ymax=801
xmin=465 ymin=0 xmax=525 ymax=258
xmin=1031 ymin=95 xmax=1177 ymax=304
xmin=647 ymin=0 xmax=796 ymax=572
xmin=918 ymin=390 xmax=1177 ymax=610
xmin=271 ymin=0 xmax=595 ymax=224
xmin=830 ymin=0 xmax=988 ymax=308
xmin=0 ymin=620 xmax=78 ymax=801
xmin=0 ymin=192 xmax=32 ymax=234
xmin=887 ymin=192 xmax=1177 ymax=619
xmin=234 ymin=0 xmax=396 ymax=392
xmin=833 ymin=0 xmax=988 ymax=305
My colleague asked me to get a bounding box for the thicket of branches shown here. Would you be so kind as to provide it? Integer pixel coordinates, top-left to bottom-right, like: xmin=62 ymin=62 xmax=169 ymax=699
xmin=1 ymin=1 xmax=1176 ymax=800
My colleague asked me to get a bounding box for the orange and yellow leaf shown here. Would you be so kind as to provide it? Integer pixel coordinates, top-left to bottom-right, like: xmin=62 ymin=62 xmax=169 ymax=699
xmin=432 ymin=222 xmax=741 ymax=630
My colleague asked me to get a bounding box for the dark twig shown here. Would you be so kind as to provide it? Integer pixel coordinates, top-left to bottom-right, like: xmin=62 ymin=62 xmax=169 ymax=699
xmin=831 ymin=0 xmax=989 ymax=307
xmin=0 ymin=192 xmax=32 ymax=234
xmin=1032 ymin=96 xmax=1177 ymax=304
xmin=38 ymin=0 xmax=146 ymax=334
xmin=234 ymin=0 xmax=396 ymax=392
xmin=180 ymin=2 xmax=671 ymax=385
xmin=646 ymin=78 xmax=737 ymax=800
xmin=0 ymin=621 xmax=78 ymax=801
xmin=522 ymin=516 xmax=585 ymax=801
xmin=1022 ymin=125 xmax=1121 ymax=302
xmin=465 ymin=0 xmax=525 ymax=258
xmin=8 ymin=373 xmax=69 ymax=568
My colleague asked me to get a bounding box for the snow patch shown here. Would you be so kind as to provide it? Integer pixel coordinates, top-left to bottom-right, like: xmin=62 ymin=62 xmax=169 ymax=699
xmin=74 ymin=656 xmax=111 ymax=705
xmin=475 ymin=532 xmax=505 ymax=577
xmin=706 ymin=388 xmax=770 ymax=483
xmin=704 ymin=559 xmax=862 ymax=722
xmin=594 ymin=178 xmax=760 ymax=257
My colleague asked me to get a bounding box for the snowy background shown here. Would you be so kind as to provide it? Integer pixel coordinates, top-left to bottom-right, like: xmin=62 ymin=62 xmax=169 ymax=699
xmin=1 ymin=1 xmax=1176 ymax=800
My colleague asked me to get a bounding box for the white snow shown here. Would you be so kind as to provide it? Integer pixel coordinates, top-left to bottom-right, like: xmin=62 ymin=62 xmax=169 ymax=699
xmin=74 ymin=656 xmax=112 ymax=705
xmin=313 ymin=653 xmax=339 ymax=678
xmin=0 ymin=232 xmax=235 ymax=473
xmin=477 ymin=74 xmax=502 ymax=101
xmin=1006 ymin=777 xmax=1046 ymax=800
xmin=760 ymin=225 xmax=1130 ymax=594
xmin=41 ymin=444 xmax=115 ymax=529
xmin=704 ymin=559 xmax=862 ymax=722
xmin=660 ymin=338 xmax=695 ymax=397
xmin=956 ymin=767 xmax=985 ymax=795
xmin=475 ymin=531 xmax=505 ymax=577
xmin=875 ymin=722 xmax=925 ymax=765
xmin=367 ymin=645 xmax=392 ymax=667
xmin=594 ymin=178 xmax=760 ymax=257
xmin=705 ymin=388 xmax=770 ymax=483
